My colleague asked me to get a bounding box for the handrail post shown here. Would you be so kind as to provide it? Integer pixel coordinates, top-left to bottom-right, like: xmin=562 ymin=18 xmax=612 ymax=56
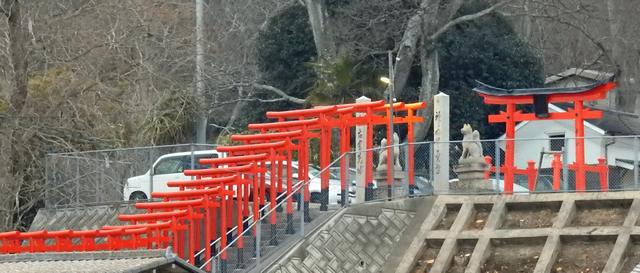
xmin=495 ymin=139 xmax=501 ymax=190
xmin=635 ymin=136 xmax=639 ymax=188
xmin=300 ymin=183 xmax=305 ymax=237
xmin=256 ymin=218 xmax=261 ymax=266
xmin=562 ymin=138 xmax=569 ymax=191
xmin=345 ymin=153 xmax=351 ymax=206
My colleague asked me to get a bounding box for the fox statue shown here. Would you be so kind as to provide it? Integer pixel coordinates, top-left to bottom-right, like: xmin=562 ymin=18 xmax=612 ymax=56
xmin=459 ymin=124 xmax=483 ymax=163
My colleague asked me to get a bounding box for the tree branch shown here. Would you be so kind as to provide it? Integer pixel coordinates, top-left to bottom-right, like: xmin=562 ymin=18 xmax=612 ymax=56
xmin=429 ymin=0 xmax=512 ymax=42
xmin=251 ymin=83 xmax=306 ymax=104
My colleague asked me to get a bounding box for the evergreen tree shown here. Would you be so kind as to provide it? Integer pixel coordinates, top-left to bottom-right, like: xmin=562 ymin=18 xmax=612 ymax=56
xmin=438 ymin=3 xmax=544 ymax=140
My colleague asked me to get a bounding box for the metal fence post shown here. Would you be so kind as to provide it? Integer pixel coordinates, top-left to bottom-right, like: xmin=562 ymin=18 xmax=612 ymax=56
xmin=562 ymin=138 xmax=569 ymax=191
xmin=300 ymin=183 xmax=305 ymax=237
xmin=190 ymin=143 xmax=195 ymax=170
xmin=149 ymin=148 xmax=154 ymax=196
xmin=211 ymin=256 xmax=217 ymax=273
xmin=635 ymin=136 xmax=639 ymax=188
xmin=97 ymin=153 xmax=103 ymax=203
xmin=256 ymin=218 xmax=261 ymax=265
xmin=75 ymin=159 xmax=80 ymax=205
xmin=429 ymin=142 xmax=434 ymax=186
xmin=44 ymin=155 xmax=50 ymax=208
xmin=345 ymin=153 xmax=351 ymax=207
xmin=495 ymin=139 xmax=501 ymax=190
xmin=403 ymin=143 xmax=410 ymax=198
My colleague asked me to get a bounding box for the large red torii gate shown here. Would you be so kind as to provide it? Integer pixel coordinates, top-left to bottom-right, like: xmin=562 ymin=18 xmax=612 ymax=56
xmin=474 ymin=79 xmax=616 ymax=193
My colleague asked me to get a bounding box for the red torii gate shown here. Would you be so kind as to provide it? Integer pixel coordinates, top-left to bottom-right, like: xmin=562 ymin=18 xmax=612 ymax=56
xmin=331 ymin=101 xmax=426 ymax=196
xmin=474 ymin=79 xmax=616 ymax=192
xmin=266 ymin=100 xmax=426 ymax=206
xmin=247 ymin=119 xmax=319 ymax=222
xmin=215 ymin=141 xmax=289 ymax=247
xmin=230 ymin=130 xmax=304 ymax=234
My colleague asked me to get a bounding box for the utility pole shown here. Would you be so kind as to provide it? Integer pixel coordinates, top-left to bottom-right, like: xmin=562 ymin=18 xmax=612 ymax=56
xmin=387 ymin=50 xmax=395 ymax=200
xmin=195 ymin=0 xmax=207 ymax=143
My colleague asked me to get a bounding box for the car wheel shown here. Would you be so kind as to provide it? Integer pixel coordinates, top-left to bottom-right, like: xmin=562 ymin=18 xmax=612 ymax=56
xmin=310 ymin=192 xmax=321 ymax=203
xmin=129 ymin=191 xmax=148 ymax=201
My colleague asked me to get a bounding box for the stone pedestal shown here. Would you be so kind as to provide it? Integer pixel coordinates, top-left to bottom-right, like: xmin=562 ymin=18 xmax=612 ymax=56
xmin=452 ymin=158 xmax=493 ymax=193
xmin=374 ymin=169 xmax=407 ymax=199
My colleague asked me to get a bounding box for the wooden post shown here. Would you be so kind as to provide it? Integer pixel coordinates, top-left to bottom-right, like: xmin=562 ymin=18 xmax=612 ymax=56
xmin=552 ymin=153 xmax=562 ymax=191
xmin=598 ymin=157 xmax=608 ymax=191
xmin=526 ymin=160 xmax=537 ymax=192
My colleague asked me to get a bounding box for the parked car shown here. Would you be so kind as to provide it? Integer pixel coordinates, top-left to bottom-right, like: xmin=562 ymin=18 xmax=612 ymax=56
xmin=124 ymin=153 xmax=355 ymax=205
xmin=123 ymin=150 xmax=224 ymax=200
xmin=329 ymin=167 xmax=378 ymax=190
xmin=266 ymin=162 xmax=355 ymax=205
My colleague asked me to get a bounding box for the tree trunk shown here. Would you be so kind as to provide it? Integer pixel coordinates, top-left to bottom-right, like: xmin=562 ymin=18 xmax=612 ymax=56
xmin=607 ymin=0 xmax=638 ymax=112
xmin=522 ymin=0 xmax=533 ymax=41
xmin=392 ymin=14 xmax=422 ymax=98
xmin=414 ymin=40 xmax=439 ymax=142
xmin=303 ymin=0 xmax=335 ymax=59
xmin=4 ymin=0 xmax=28 ymax=114
xmin=0 ymin=123 xmax=16 ymax=231
xmin=0 ymin=0 xmax=28 ymax=231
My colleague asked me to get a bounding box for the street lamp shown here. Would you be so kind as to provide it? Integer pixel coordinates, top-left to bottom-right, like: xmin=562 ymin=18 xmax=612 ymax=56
xmin=380 ymin=50 xmax=396 ymax=200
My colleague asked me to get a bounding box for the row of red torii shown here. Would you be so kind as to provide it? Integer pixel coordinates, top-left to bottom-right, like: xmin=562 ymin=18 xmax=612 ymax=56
xmin=0 ymin=78 xmax=617 ymax=270
xmin=0 ymin=100 xmax=426 ymax=270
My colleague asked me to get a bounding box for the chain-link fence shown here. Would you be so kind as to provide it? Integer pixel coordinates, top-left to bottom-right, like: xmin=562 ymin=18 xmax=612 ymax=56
xmin=43 ymin=135 xmax=640 ymax=209
xmin=44 ymin=144 xmax=217 ymax=208
xmin=408 ymin=135 xmax=640 ymax=195
xmin=333 ymin=135 xmax=639 ymax=198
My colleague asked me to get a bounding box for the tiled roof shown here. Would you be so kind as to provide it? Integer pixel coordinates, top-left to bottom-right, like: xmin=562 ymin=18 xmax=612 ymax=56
xmin=545 ymin=68 xmax=614 ymax=85
xmin=0 ymin=248 xmax=203 ymax=273
xmin=29 ymin=202 xmax=141 ymax=231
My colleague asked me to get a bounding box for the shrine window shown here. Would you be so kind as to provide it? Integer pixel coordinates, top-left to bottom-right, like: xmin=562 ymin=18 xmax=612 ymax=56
xmin=548 ymin=133 xmax=565 ymax=152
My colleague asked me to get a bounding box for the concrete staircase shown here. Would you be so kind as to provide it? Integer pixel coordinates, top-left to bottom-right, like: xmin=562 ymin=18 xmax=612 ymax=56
xmin=265 ymin=206 xmax=418 ymax=273
xmin=216 ymin=206 xmax=337 ymax=273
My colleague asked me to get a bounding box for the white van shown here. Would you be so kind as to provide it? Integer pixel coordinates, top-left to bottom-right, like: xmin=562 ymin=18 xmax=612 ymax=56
xmin=265 ymin=161 xmax=355 ymax=205
xmin=123 ymin=152 xmax=355 ymax=205
xmin=123 ymin=150 xmax=224 ymax=200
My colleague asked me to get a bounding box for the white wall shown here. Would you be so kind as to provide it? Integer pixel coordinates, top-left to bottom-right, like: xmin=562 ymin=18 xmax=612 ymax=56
xmin=605 ymin=137 xmax=639 ymax=167
xmin=500 ymin=105 xmax=605 ymax=169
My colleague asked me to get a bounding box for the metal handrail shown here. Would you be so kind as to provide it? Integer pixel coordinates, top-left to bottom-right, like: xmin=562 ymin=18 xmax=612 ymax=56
xmin=199 ymin=153 xmax=348 ymax=269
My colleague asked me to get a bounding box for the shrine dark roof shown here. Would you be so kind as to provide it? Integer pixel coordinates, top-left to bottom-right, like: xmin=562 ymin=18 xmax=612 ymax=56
xmin=473 ymin=79 xmax=613 ymax=96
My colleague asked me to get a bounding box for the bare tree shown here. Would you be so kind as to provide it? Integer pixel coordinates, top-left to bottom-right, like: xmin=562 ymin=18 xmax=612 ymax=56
xmin=0 ymin=0 xmax=29 ymax=230
xmin=0 ymin=0 xmax=295 ymax=230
